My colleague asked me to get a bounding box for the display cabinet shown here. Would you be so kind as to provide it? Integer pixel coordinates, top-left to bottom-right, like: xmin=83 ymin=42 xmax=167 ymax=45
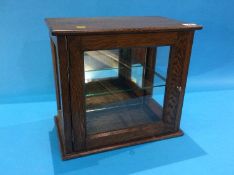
xmin=45 ymin=17 xmax=202 ymax=160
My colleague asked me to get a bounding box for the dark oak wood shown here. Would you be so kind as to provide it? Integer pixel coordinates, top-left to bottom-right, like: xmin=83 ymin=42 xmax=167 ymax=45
xmin=118 ymin=48 xmax=132 ymax=82
xmin=45 ymin=16 xmax=202 ymax=35
xmin=55 ymin=36 xmax=73 ymax=153
xmin=74 ymin=32 xmax=178 ymax=51
xmin=50 ymin=39 xmax=61 ymax=110
xmin=162 ymin=31 xmax=194 ymax=131
xmin=46 ymin=16 xmax=202 ymax=160
xmin=144 ymin=47 xmax=157 ymax=96
xmin=175 ymin=32 xmax=195 ymax=130
xmin=67 ymin=36 xmax=86 ymax=152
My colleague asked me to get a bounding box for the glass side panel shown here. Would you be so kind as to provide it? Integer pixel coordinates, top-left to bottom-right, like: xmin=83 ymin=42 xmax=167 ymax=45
xmin=155 ymin=46 xmax=170 ymax=79
xmin=84 ymin=47 xmax=170 ymax=135
xmin=152 ymin=46 xmax=170 ymax=106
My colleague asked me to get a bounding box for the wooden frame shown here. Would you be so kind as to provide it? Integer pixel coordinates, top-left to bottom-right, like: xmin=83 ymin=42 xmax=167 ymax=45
xmin=46 ymin=17 xmax=202 ymax=160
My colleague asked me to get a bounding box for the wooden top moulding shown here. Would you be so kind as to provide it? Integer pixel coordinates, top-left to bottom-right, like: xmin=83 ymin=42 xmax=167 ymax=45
xmin=45 ymin=16 xmax=202 ymax=35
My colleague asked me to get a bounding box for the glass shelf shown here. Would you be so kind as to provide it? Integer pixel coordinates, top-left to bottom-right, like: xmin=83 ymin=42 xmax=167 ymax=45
xmin=84 ymin=50 xmax=166 ymax=98
xmin=85 ymin=74 xmax=165 ymax=97
xmin=83 ymin=47 xmax=169 ymax=135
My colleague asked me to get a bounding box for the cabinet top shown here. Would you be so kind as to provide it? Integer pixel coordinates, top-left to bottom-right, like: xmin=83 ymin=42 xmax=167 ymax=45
xmin=45 ymin=16 xmax=202 ymax=36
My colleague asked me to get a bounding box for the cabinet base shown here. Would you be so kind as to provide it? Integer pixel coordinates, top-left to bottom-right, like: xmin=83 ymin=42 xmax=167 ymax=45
xmin=54 ymin=116 xmax=184 ymax=160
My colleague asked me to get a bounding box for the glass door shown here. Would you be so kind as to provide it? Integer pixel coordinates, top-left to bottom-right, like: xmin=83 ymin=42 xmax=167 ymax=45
xmin=83 ymin=46 xmax=170 ymax=135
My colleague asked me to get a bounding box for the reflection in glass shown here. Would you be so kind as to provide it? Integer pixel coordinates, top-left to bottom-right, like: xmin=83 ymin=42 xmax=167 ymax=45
xmin=83 ymin=47 xmax=170 ymax=135
xmin=153 ymin=46 xmax=170 ymax=106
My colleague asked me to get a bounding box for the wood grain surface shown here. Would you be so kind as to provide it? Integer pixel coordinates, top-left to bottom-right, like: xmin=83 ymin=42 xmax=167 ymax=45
xmin=45 ymin=16 xmax=202 ymax=35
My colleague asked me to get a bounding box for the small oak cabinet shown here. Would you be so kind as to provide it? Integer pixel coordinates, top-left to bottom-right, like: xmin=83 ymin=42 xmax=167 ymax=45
xmin=45 ymin=16 xmax=202 ymax=160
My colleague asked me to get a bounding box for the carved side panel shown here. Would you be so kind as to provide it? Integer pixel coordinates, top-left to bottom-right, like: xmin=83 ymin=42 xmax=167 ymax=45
xmin=163 ymin=31 xmax=194 ymax=131
xmin=144 ymin=47 xmax=157 ymax=96
xmin=56 ymin=36 xmax=73 ymax=153
xmin=67 ymin=36 xmax=86 ymax=152
xmin=50 ymin=38 xmax=61 ymax=110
